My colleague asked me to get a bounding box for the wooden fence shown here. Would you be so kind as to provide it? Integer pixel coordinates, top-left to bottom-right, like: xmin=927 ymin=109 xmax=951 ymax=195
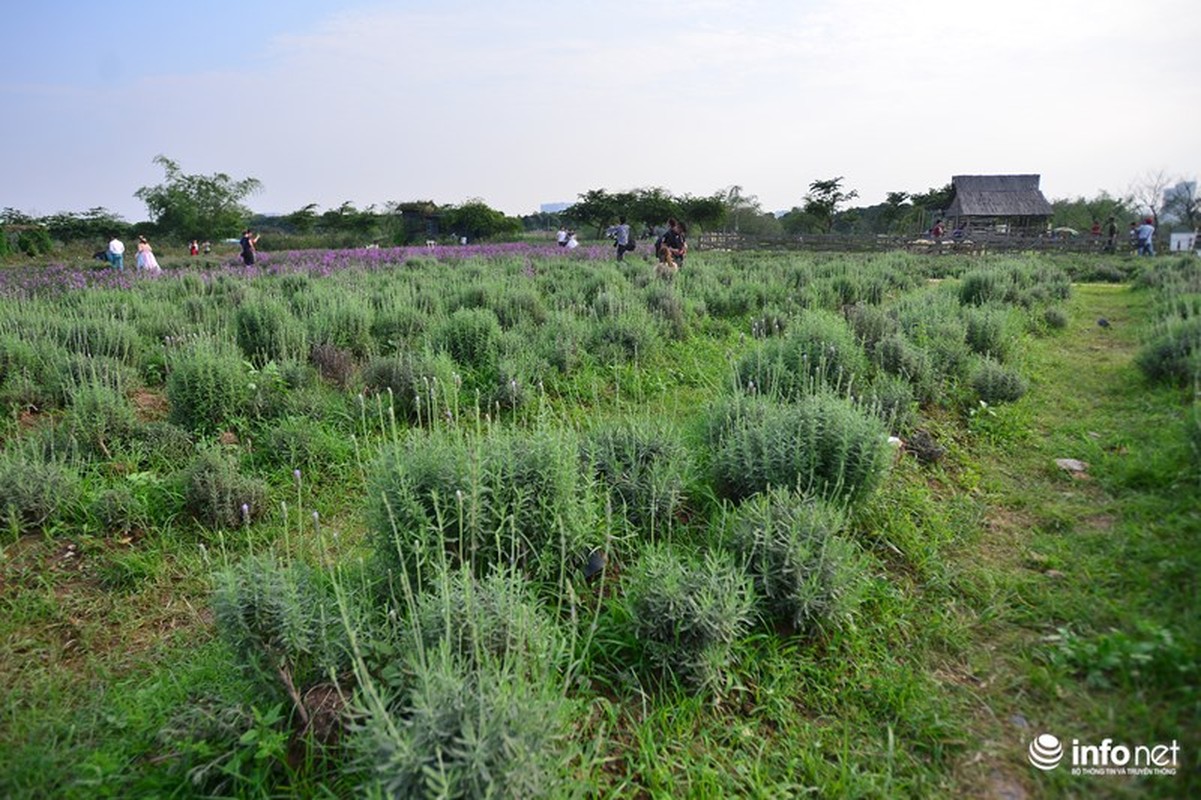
xmin=695 ymin=231 xmax=1149 ymax=256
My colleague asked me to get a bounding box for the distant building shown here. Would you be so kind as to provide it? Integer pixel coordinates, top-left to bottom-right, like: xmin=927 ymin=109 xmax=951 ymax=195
xmin=540 ymin=202 xmax=571 ymax=214
xmin=944 ymin=175 xmax=1053 ymax=235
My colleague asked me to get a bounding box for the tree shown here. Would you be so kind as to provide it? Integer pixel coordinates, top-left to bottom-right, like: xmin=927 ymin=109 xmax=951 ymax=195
xmin=677 ymin=193 xmax=727 ymax=234
xmin=563 ymin=189 xmax=622 ymax=239
xmin=801 ymin=177 xmax=859 ymax=233
xmin=1128 ymin=170 xmax=1173 ymax=229
xmin=285 ymin=203 xmax=320 ymax=236
xmin=134 ymin=155 xmax=262 ymax=239
xmin=719 ymin=185 xmax=763 ymax=233
xmin=442 ymin=200 xmax=521 ymax=242
xmin=41 ymin=207 xmax=130 ymax=243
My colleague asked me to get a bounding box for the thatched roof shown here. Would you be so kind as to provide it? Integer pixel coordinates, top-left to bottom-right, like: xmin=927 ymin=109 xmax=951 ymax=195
xmin=946 ymin=174 xmax=1053 ymax=218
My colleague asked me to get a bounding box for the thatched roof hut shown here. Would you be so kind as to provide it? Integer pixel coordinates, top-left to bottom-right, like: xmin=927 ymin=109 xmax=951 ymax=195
xmin=945 ymin=174 xmax=1052 ymax=235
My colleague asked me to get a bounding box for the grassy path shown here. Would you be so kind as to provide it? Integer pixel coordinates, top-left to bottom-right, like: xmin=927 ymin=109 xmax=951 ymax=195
xmin=946 ymin=284 xmax=1198 ymax=798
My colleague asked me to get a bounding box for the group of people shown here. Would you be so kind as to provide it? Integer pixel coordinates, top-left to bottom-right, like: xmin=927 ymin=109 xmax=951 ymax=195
xmin=1130 ymin=217 xmax=1156 ymax=256
xmin=104 ymin=235 xmax=161 ymax=274
xmin=555 ymin=226 xmax=579 ymax=250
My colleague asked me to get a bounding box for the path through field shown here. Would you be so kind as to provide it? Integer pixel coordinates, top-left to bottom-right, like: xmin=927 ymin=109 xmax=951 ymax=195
xmin=948 ymin=284 xmax=1197 ymax=799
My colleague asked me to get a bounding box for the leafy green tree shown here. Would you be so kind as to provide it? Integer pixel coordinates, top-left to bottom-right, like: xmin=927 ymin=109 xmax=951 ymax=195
xmin=801 ymin=177 xmax=859 ymax=233
xmin=134 ymin=155 xmax=262 ymax=240
xmin=677 ymin=193 xmax=726 ymax=234
xmin=40 ymin=207 xmax=130 ymax=243
xmin=1050 ymin=192 xmax=1133 ymax=231
xmin=628 ymin=188 xmax=677 ymax=233
xmin=442 ymin=200 xmax=521 ymax=242
xmin=318 ymin=202 xmax=379 ymax=240
xmin=284 ymin=203 xmax=320 ymax=235
xmin=564 ymin=189 xmax=622 ymax=239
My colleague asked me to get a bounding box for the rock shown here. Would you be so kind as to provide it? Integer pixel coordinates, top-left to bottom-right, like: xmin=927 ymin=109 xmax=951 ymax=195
xmin=1054 ymin=458 xmax=1088 ymax=473
xmin=907 ymin=429 xmax=947 ymax=465
xmin=1097 ymin=318 xmax=1111 ymax=328
xmin=583 ymin=548 xmax=608 ymax=580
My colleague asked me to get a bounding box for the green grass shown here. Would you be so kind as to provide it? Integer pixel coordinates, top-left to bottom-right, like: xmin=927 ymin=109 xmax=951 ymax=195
xmin=1 ymin=253 xmax=1196 ymax=798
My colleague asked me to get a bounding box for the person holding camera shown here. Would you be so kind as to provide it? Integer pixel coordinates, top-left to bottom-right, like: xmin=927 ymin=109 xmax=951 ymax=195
xmin=605 ymin=216 xmax=635 ymax=261
xmin=239 ymin=229 xmax=259 ymax=266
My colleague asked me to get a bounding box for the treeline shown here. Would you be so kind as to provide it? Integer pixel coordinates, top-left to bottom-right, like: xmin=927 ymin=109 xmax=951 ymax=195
xmin=4 ymin=155 xmax=1193 ymax=258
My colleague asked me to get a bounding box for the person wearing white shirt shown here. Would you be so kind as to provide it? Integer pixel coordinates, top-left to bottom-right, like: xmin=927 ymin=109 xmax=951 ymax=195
xmin=107 ymin=236 xmax=125 ymax=271
xmin=556 ymin=226 xmax=568 ymax=247
xmin=565 ymin=231 xmax=579 ymax=250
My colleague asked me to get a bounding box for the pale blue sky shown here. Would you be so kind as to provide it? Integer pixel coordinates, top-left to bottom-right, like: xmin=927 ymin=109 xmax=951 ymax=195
xmin=3 ymin=0 xmax=1199 ymax=221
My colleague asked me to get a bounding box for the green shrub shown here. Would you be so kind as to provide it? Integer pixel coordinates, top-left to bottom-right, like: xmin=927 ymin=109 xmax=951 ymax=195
xmin=132 ymin=421 xmax=195 ymax=470
xmin=255 ymin=417 xmax=352 ymax=476
xmin=727 ymin=488 xmax=867 ymax=633
xmin=17 ymin=227 xmax=52 ymax=256
xmin=735 ymin=311 xmax=868 ymax=398
xmin=959 ymin=269 xmax=1010 ymax=306
xmin=167 ymin=339 xmax=250 ymax=435
xmin=963 ymin=305 xmax=1013 ymax=360
xmin=183 ymin=450 xmax=269 ymax=530
xmin=873 ymin=334 xmax=936 ymax=403
xmin=861 ymin=373 xmax=917 ymax=433
xmin=358 ymin=647 xmax=574 ymax=799
xmin=361 ymin=351 xmax=457 ymax=425
xmin=491 ymin=288 xmax=547 ymax=328
xmin=371 ymin=305 xmax=426 ymax=351
xmin=643 ymin=284 xmax=688 ymax=339
xmin=234 ymin=299 xmax=305 ymax=364
xmin=581 ymin=422 xmax=689 ymax=536
xmin=1137 ymin=316 xmax=1201 ymax=386
xmin=972 ymin=358 xmax=1028 ymax=404
xmin=370 ymin=429 xmax=592 ymax=588
xmin=89 ymin=485 xmax=149 ymax=537
xmin=409 ymin=568 xmax=563 ymax=669
xmin=212 ymin=553 xmax=345 ymax=695
xmin=587 ymin=309 xmax=661 ymax=364
xmin=710 ymin=394 xmax=891 ymax=503
xmin=308 ymin=343 xmax=356 ymax=388
xmin=57 ymin=318 xmax=141 ymax=364
xmin=1043 ymin=307 xmax=1069 ymax=329
xmin=308 ymin=297 xmax=374 ymax=358
xmin=434 ymin=307 xmax=501 ymax=373
xmin=63 ymin=384 xmax=139 ymax=460
xmin=0 ymin=453 xmax=77 ymax=537
xmin=845 ymin=303 xmax=898 ymax=352
xmin=625 ymin=545 xmax=754 ymax=688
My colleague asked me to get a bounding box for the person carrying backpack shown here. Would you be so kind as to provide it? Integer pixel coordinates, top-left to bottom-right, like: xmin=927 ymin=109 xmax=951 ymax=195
xmin=605 ymin=216 xmax=635 ymax=261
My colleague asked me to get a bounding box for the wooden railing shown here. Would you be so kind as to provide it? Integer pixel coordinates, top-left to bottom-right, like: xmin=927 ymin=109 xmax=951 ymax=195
xmin=695 ymin=231 xmax=1146 ymax=255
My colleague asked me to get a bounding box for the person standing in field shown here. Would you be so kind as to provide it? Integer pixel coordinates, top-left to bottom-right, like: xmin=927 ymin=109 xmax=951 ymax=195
xmin=1104 ymin=216 xmax=1118 ymax=253
xmin=605 ymin=216 xmax=634 ymax=261
xmin=240 ymin=229 xmax=259 ymax=265
xmin=107 ymin=234 xmax=125 ymax=271
xmin=1136 ymin=217 xmax=1156 ymax=256
xmin=565 ymin=230 xmax=579 ymax=250
xmin=202 ymin=240 xmax=211 ymax=255
xmin=556 ymin=225 xmax=568 ymax=247
xmin=135 ymin=235 xmax=162 ymax=274
xmin=189 ymin=239 xmax=199 ymax=256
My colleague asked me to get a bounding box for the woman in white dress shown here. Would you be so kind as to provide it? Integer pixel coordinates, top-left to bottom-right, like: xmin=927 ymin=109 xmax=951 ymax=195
xmin=135 ymin=236 xmax=162 ymax=274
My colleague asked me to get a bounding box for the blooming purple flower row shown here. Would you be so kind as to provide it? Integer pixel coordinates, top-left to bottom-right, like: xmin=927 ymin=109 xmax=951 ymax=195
xmin=0 ymin=242 xmax=616 ymax=298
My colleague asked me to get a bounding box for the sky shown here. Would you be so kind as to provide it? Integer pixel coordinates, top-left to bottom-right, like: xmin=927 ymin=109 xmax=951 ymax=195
xmin=3 ymin=0 xmax=1200 ymax=222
